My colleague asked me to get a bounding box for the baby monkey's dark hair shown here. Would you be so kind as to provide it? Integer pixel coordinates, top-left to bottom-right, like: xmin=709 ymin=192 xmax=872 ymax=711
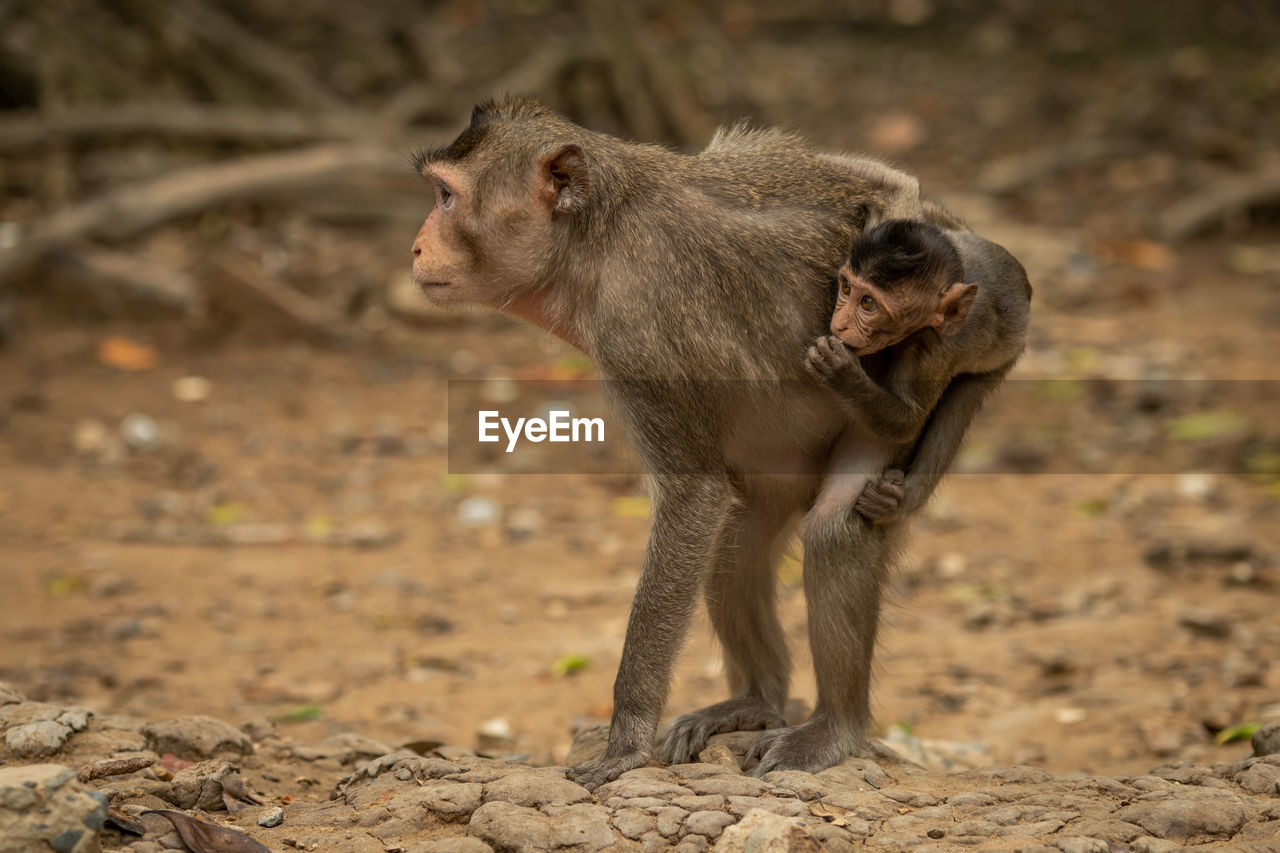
xmin=847 ymin=219 xmax=963 ymax=291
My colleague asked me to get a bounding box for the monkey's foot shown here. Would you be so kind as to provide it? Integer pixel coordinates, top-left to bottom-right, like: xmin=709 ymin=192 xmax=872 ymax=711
xmin=746 ymin=717 xmax=869 ymax=777
xmin=659 ymin=696 xmax=787 ymax=764
xmin=567 ymin=750 xmax=650 ymax=791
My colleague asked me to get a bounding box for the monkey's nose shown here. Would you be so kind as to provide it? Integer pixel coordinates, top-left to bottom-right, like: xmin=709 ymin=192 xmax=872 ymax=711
xmin=413 ymin=246 xmax=422 ymax=257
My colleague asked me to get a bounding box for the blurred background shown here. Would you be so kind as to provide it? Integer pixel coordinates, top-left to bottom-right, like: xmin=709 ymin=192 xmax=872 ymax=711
xmin=0 ymin=0 xmax=1277 ymax=774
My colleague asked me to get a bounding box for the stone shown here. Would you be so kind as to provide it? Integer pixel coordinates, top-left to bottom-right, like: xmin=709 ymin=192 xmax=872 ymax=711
xmin=725 ymin=796 xmax=809 ymax=819
xmin=408 ymin=839 xmax=495 ymax=853
xmin=380 ymin=782 xmax=484 ymax=831
xmin=603 ymin=797 xmax=665 ymax=810
xmin=0 ymin=682 xmax=23 ymax=704
xmin=816 ymin=759 xmax=892 ymax=791
xmin=667 ymin=763 xmax=738 ymax=781
xmin=483 ymin=770 xmax=591 ymax=808
xmin=1050 ymin=840 xmax=1110 ymax=853
xmin=468 ymin=801 xmax=551 ymax=853
xmin=682 ymin=775 xmax=772 ymax=797
xmin=670 ymin=795 xmax=725 ymax=812
xmin=673 ymin=836 xmax=708 ymax=853
xmin=654 ymin=806 xmax=689 ymax=838
xmin=683 ymin=810 xmax=735 ymax=839
xmin=143 ymin=716 xmax=253 ymax=760
xmin=949 ymin=818 xmax=999 ymax=837
xmin=1234 ymin=762 xmax=1280 ymax=795
xmin=611 ymin=807 xmax=656 ymax=840
xmin=548 ymin=804 xmax=615 ymax=851
xmin=1114 ymin=797 xmax=1246 ymax=842
xmin=258 ymin=806 xmax=284 ymax=827
xmin=4 ymin=720 xmax=73 ymax=757
xmin=958 ymin=765 xmax=1055 ymax=785
xmin=759 ymin=771 xmax=833 ymax=800
xmin=877 ymin=788 xmax=938 ymax=807
xmin=0 ymin=764 xmax=107 ymax=853
xmin=1253 ymin=724 xmax=1280 ymax=757
xmin=1130 ymin=838 xmax=1183 ymax=853
xmin=594 ymin=773 xmax=687 ymax=801
xmin=164 ymin=760 xmax=234 ymax=810
xmin=712 ymin=808 xmax=817 ymax=853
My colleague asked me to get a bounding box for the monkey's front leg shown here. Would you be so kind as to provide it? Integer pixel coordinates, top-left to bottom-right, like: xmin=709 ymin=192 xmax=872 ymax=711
xmin=568 ymin=476 xmax=732 ymax=790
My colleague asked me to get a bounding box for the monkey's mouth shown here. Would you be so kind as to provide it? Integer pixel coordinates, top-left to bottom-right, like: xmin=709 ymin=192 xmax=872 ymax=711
xmin=417 ymin=280 xmax=451 ymax=290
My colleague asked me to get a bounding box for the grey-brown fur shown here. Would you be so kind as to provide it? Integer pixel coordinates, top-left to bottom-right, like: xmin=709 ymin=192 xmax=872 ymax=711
xmin=410 ymin=97 xmax=1030 ymax=787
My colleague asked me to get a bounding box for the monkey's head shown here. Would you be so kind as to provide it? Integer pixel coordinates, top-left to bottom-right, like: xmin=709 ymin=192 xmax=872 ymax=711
xmin=831 ymin=219 xmax=976 ymax=355
xmin=410 ymin=97 xmax=590 ymax=311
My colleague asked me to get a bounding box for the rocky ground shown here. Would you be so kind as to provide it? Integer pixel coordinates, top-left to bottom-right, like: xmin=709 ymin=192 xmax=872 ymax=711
xmin=2 ymin=682 xmax=1278 ymax=852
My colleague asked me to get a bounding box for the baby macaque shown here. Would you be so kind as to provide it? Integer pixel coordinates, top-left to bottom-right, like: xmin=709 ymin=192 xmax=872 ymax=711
xmin=805 ymin=216 xmax=1028 ymax=525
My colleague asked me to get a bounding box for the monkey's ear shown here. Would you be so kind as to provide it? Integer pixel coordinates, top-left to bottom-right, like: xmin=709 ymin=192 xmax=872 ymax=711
xmin=933 ymin=282 xmax=978 ymax=336
xmin=542 ymin=145 xmax=589 ymax=215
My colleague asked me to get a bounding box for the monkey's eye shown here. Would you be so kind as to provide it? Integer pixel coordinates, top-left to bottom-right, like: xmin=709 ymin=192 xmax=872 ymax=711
xmin=437 ymin=184 xmax=456 ymax=211
xmin=859 ymin=295 xmax=878 ymax=312
xmin=839 ymin=279 xmax=852 ymax=296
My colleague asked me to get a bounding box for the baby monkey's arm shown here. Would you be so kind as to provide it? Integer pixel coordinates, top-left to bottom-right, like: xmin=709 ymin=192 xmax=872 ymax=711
xmin=804 ymin=335 xmax=931 ymax=440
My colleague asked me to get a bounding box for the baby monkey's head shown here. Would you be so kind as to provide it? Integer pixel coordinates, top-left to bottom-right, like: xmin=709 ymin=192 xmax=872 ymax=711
xmin=832 ymin=219 xmax=977 ymax=355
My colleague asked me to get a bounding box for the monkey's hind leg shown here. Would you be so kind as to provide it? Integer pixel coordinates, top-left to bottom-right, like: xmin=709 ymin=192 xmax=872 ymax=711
xmin=749 ymin=450 xmax=895 ymax=777
xmin=659 ymin=488 xmax=795 ymax=765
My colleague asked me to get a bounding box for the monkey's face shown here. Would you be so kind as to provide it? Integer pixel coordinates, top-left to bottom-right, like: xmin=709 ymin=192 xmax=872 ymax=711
xmin=830 ymin=266 xmax=937 ymax=355
xmin=410 ymin=162 xmax=555 ymax=309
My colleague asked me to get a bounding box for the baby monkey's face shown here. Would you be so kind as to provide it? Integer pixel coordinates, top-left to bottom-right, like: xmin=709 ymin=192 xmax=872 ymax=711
xmin=830 ymin=263 xmax=941 ymax=356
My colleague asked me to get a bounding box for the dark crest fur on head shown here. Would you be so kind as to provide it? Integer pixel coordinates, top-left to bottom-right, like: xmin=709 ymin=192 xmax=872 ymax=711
xmin=849 ymin=219 xmax=964 ymax=290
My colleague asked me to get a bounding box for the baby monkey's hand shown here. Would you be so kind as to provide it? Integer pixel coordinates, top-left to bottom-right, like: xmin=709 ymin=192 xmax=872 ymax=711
xmin=805 ymin=335 xmax=861 ymax=384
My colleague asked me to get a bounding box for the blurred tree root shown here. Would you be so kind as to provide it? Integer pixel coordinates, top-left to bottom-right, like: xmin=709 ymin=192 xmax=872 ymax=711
xmin=0 ymin=0 xmax=733 ymax=345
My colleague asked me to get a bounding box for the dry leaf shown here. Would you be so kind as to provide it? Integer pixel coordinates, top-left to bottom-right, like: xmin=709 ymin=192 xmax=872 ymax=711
xmin=104 ymin=807 xmax=146 ymax=836
xmin=809 ymin=799 xmax=857 ymax=826
xmin=141 ymin=810 xmax=271 ymax=853
xmin=97 ymin=337 xmax=160 ymax=371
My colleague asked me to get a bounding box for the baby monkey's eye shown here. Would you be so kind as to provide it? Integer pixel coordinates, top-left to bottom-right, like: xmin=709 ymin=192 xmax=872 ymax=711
xmin=439 ymin=185 xmax=455 ymax=210
xmin=859 ymin=295 xmax=878 ymax=312
xmin=839 ymin=279 xmax=852 ymax=296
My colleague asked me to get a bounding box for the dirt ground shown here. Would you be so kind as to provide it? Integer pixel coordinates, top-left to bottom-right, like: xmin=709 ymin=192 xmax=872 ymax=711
xmin=2 ymin=0 xmax=1280 ymax=807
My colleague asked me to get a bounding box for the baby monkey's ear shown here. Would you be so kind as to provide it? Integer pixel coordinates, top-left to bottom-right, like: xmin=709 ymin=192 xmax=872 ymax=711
xmin=932 ymin=283 xmax=979 ymax=336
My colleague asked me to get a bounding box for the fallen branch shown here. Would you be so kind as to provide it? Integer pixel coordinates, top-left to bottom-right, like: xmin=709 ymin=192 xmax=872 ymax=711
xmin=580 ymin=0 xmax=666 ymax=142
xmin=205 ymin=250 xmax=366 ymax=346
xmin=977 ymin=139 xmax=1112 ymax=195
xmin=0 ymin=105 xmax=377 ymax=152
xmin=50 ymin=248 xmax=201 ymax=314
xmin=0 ymin=143 xmax=404 ymax=287
xmin=78 ymin=756 xmax=157 ymax=783
xmin=1160 ymin=171 xmax=1280 ymax=241
xmin=174 ymin=0 xmax=347 ymax=113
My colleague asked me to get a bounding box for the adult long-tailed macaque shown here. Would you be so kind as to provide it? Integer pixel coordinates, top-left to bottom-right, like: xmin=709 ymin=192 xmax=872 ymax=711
xmin=410 ymin=97 xmax=1030 ymax=787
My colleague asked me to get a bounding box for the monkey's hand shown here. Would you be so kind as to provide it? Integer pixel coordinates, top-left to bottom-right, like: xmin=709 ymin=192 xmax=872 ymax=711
xmin=854 ymin=469 xmax=907 ymax=524
xmin=804 ymin=334 xmax=864 ymax=386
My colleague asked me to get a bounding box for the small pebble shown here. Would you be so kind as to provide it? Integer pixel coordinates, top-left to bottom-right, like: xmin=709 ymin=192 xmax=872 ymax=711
xmin=258 ymin=806 xmax=284 ymax=828
xmin=120 ymin=413 xmax=163 ymax=450
xmin=172 ymin=376 xmax=212 ymax=403
xmin=458 ymin=497 xmax=501 ymax=527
